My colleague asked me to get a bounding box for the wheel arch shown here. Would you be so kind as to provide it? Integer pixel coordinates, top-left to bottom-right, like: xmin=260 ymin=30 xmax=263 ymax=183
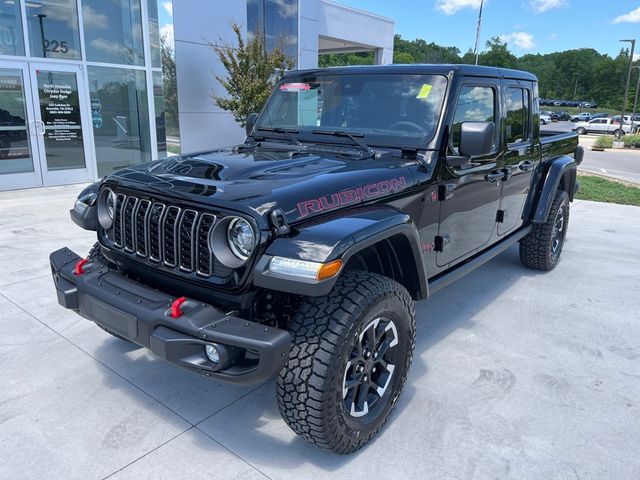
xmin=529 ymin=155 xmax=577 ymax=224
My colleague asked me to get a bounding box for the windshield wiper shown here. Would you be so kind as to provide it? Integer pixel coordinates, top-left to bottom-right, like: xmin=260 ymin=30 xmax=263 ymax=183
xmin=255 ymin=127 xmax=302 ymax=146
xmin=311 ymin=130 xmax=375 ymax=158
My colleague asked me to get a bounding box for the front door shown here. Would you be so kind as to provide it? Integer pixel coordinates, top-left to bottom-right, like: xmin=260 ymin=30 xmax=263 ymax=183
xmin=0 ymin=62 xmax=92 ymax=190
xmin=436 ymin=81 xmax=502 ymax=267
xmin=497 ymin=80 xmax=536 ymax=235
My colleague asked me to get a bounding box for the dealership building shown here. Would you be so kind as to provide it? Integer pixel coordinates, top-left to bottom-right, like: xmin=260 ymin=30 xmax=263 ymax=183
xmin=0 ymin=0 xmax=394 ymax=191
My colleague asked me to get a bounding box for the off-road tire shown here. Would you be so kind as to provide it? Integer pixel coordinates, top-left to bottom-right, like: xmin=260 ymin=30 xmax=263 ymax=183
xmin=88 ymin=243 xmax=129 ymax=342
xmin=519 ymin=189 xmax=569 ymax=271
xmin=276 ymin=271 xmax=416 ymax=454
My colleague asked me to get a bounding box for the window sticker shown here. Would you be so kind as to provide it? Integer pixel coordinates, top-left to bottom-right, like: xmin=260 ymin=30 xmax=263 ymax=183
xmin=280 ymin=82 xmax=312 ymax=92
xmin=417 ymin=84 xmax=432 ymax=99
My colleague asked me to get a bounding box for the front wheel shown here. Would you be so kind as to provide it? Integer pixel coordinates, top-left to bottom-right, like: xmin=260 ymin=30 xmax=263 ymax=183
xmin=519 ymin=190 xmax=569 ymax=271
xmin=276 ymin=271 xmax=416 ymax=454
xmin=576 ymin=127 xmax=586 ymax=135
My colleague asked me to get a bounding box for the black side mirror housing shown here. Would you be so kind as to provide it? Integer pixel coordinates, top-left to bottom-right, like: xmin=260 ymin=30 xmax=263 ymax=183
xmin=245 ymin=113 xmax=259 ymax=136
xmin=458 ymin=121 xmax=495 ymax=157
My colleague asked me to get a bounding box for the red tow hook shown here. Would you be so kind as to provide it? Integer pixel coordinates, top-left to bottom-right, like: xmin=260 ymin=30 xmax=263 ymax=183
xmin=74 ymin=258 xmax=89 ymax=276
xmin=170 ymin=297 xmax=188 ymax=318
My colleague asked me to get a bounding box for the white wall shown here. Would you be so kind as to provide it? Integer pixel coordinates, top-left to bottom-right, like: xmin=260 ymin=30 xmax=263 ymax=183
xmin=173 ymin=0 xmax=247 ymax=152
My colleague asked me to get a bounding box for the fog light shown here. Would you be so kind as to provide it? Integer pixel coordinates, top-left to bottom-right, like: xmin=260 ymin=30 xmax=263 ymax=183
xmin=205 ymin=344 xmax=220 ymax=364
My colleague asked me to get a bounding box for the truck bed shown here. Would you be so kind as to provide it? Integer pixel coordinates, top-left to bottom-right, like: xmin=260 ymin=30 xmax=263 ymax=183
xmin=540 ymin=130 xmax=579 ymax=160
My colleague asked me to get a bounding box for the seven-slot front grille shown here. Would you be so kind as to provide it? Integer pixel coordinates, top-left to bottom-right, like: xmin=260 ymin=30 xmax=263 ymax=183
xmin=105 ymin=192 xmax=224 ymax=277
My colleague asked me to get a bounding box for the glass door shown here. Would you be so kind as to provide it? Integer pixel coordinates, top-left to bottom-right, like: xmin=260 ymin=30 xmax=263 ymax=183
xmin=0 ymin=62 xmax=41 ymax=190
xmin=28 ymin=63 xmax=93 ymax=185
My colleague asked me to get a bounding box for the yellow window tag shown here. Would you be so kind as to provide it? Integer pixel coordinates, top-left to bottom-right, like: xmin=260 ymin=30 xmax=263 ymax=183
xmin=417 ymin=84 xmax=432 ymax=99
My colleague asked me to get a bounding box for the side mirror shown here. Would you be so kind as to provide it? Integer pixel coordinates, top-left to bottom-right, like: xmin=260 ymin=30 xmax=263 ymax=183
xmin=245 ymin=113 xmax=259 ymax=136
xmin=459 ymin=121 xmax=495 ymax=157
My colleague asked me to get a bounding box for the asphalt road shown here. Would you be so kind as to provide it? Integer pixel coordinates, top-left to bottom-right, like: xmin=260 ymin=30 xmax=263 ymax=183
xmin=542 ymin=121 xmax=640 ymax=184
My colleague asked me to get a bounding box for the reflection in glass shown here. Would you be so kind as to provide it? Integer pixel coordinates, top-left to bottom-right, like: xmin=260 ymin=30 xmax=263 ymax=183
xmin=26 ymin=0 xmax=81 ymax=60
xmin=88 ymin=67 xmax=151 ymax=177
xmin=153 ymin=72 xmax=167 ymax=158
xmin=247 ymin=0 xmax=298 ymax=62
xmin=148 ymin=0 xmax=160 ymax=67
xmin=83 ymin=0 xmax=144 ymax=66
xmin=0 ymin=69 xmax=33 ymax=174
xmin=0 ymin=0 xmax=25 ymax=56
xmin=36 ymin=70 xmax=86 ymax=170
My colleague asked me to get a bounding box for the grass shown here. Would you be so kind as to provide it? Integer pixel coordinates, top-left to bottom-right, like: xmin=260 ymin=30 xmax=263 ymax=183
xmin=576 ymin=173 xmax=640 ymax=206
xmin=623 ymin=134 xmax=640 ymax=148
xmin=594 ymin=135 xmax=613 ymax=148
xmin=543 ymin=106 xmax=619 ymax=115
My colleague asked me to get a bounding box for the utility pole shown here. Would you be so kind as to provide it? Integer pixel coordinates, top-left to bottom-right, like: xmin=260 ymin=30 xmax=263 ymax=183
xmin=619 ymin=39 xmax=635 ymax=130
xmin=631 ymin=66 xmax=640 ymax=133
xmin=473 ymin=0 xmax=484 ymax=65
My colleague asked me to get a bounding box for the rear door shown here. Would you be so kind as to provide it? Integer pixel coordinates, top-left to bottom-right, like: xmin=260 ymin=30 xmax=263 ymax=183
xmin=497 ymin=80 xmax=536 ymax=235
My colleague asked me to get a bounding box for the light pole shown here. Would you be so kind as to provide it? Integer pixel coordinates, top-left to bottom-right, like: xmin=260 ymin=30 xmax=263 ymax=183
xmin=631 ymin=66 xmax=640 ymax=133
xmin=619 ymin=39 xmax=635 ymax=129
xmin=473 ymin=0 xmax=485 ymax=65
xmin=36 ymin=14 xmax=47 ymax=58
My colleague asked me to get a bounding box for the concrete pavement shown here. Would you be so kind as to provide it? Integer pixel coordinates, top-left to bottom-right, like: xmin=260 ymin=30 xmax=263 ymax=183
xmin=1 ymin=185 xmax=640 ymax=480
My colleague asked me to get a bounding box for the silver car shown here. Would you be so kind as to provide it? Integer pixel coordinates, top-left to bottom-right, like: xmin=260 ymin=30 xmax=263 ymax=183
xmin=572 ymin=118 xmax=632 ymax=137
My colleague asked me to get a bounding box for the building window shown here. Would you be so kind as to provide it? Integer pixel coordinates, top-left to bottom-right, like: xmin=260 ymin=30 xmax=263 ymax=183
xmin=83 ymin=0 xmax=144 ymax=66
xmin=147 ymin=0 xmax=161 ymax=68
xmin=153 ymin=71 xmax=167 ymax=158
xmin=88 ymin=66 xmax=150 ymax=177
xmin=25 ymin=0 xmax=81 ymax=60
xmin=248 ymin=0 xmax=298 ymax=62
xmin=0 ymin=1 xmax=24 ymax=56
xmin=0 ymin=68 xmax=32 ymax=174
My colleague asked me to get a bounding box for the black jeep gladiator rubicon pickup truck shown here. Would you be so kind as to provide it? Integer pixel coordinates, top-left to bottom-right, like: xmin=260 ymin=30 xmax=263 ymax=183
xmin=50 ymin=65 xmax=582 ymax=454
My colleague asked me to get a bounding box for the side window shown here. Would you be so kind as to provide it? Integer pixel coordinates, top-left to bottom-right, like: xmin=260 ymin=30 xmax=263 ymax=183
xmin=505 ymin=88 xmax=531 ymax=144
xmin=451 ymin=85 xmax=496 ymax=153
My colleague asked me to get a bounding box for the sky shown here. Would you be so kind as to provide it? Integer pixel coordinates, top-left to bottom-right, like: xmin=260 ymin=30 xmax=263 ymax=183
xmin=337 ymin=0 xmax=640 ymax=59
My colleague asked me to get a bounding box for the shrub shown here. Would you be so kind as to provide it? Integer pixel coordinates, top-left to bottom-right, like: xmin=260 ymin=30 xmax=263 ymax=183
xmin=594 ymin=135 xmax=613 ymax=148
xmin=623 ymin=134 xmax=640 ymax=148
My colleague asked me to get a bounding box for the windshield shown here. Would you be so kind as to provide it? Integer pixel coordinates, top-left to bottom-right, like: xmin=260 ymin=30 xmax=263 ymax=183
xmin=256 ymin=73 xmax=448 ymax=148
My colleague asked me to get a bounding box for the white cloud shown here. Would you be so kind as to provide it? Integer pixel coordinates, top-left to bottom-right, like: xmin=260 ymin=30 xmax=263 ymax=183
xmin=612 ymin=6 xmax=640 ymax=23
xmin=82 ymin=6 xmax=108 ymax=29
xmin=530 ymin=0 xmax=567 ymax=13
xmin=500 ymin=32 xmax=536 ymax=49
xmin=435 ymin=0 xmax=483 ymax=15
xmin=162 ymin=1 xmax=173 ymax=16
xmin=548 ymin=33 xmax=558 ymax=40
xmin=634 ymin=53 xmax=640 ymax=61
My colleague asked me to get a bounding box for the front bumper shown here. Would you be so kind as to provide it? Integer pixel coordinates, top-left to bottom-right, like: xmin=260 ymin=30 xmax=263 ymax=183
xmin=50 ymin=247 xmax=291 ymax=385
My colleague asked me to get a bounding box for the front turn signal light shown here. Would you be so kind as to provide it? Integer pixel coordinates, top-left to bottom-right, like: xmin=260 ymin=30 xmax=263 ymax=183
xmin=316 ymin=259 xmax=343 ymax=281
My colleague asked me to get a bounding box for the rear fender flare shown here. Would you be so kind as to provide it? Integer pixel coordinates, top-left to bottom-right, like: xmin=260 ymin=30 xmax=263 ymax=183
xmin=532 ymin=155 xmax=577 ymax=224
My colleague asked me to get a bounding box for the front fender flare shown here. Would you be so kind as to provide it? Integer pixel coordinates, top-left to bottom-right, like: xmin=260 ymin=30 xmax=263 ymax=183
xmin=253 ymin=207 xmax=428 ymax=298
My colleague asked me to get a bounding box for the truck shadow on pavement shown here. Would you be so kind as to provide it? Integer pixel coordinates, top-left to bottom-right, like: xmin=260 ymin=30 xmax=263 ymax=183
xmin=95 ymin=244 xmax=551 ymax=469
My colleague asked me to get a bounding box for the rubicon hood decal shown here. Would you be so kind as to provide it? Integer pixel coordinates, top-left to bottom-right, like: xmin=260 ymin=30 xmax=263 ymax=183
xmin=297 ymin=177 xmax=408 ymax=218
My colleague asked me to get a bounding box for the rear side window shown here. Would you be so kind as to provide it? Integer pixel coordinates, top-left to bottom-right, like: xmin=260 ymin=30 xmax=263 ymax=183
xmin=451 ymin=85 xmax=496 ymax=152
xmin=505 ymin=87 xmax=531 ymax=144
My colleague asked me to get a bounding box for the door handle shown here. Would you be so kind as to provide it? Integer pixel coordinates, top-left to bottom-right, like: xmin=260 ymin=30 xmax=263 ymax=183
xmin=29 ymin=121 xmax=37 ymax=136
xmin=519 ymin=161 xmax=534 ymax=172
xmin=36 ymin=120 xmax=45 ymax=135
xmin=485 ymin=171 xmax=505 ymax=183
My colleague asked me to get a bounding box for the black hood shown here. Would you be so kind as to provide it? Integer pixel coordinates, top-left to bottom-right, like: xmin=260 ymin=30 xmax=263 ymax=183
xmin=104 ymin=145 xmax=418 ymax=227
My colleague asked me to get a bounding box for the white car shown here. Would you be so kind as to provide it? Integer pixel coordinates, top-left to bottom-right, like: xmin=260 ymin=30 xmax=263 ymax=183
xmin=572 ymin=118 xmax=632 ymax=137
xmin=540 ymin=113 xmax=552 ymax=125
xmin=570 ymin=112 xmax=591 ymax=122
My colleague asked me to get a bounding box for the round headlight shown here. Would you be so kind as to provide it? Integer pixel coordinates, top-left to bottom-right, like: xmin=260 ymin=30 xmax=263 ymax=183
xmin=97 ymin=188 xmax=116 ymax=229
xmin=227 ymin=218 xmax=255 ymax=260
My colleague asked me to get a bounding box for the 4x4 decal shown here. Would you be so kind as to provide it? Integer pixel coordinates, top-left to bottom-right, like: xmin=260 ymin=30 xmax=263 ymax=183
xmin=296 ymin=177 xmax=408 ymax=218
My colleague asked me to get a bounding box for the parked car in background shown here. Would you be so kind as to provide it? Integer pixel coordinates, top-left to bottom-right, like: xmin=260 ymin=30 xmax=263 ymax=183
xmin=573 ymin=117 xmax=632 ymax=137
xmin=580 ymin=101 xmax=597 ymax=108
xmin=590 ymin=113 xmax=609 ymax=120
xmin=570 ymin=112 xmax=591 ymax=122
xmin=540 ymin=113 xmax=552 ymax=125
xmin=551 ymin=111 xmax=571 ymax=121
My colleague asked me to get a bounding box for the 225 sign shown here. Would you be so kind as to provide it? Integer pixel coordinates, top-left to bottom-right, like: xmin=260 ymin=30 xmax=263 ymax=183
xmin=43 ymin=39 xmax=69 ymax=55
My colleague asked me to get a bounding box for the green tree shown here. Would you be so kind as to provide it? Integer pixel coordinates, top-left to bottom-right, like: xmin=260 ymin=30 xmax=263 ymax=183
xmin=479 ymin=37 xmax=517 ymax=69
xmin=210 ymin=22 xmax=294 ymax=126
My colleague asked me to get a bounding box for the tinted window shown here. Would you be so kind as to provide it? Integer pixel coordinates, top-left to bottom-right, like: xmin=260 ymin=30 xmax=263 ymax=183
xmin=451 ymin=85 xmax=495 ymax=151
xmin=26 ymin=0 xmax=81 ymax=60
xmin=248 ymin=0 xmax=298 ymax=62
xmin=0 ymin=1 xmax=24 ymax=56
xmin=83 ymin=0 xmax=144 ymax=65
xmin=505 ymin=88 xmax=530 ymax=144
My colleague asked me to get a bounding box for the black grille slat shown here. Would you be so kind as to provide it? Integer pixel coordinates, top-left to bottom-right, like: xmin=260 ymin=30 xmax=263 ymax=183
xmin=163 ymin=206 xmax=180 ymax=267
xmin=148 ymin=203 xmax=165 ymax=262
xmin=135 ymin=200 xmax=151 ymax=256
xmin=123 ymin=197 xmax=138 ymax=252
xmin=196 ymin=214 xmax=216 ymax=276
xmin=105 ymin=192 xmax=232 ymax=279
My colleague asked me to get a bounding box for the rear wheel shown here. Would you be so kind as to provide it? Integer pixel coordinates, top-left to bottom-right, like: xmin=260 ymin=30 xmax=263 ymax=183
xmin=576 ymin=127 xmax=586 ymax=135
xmin=613 ymin=129 xmax=624 ymax=139
xmin=519 ymin=190 xmax=569 ymax=271
xmin=276 ymin=271 xmax=416 ymax=454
